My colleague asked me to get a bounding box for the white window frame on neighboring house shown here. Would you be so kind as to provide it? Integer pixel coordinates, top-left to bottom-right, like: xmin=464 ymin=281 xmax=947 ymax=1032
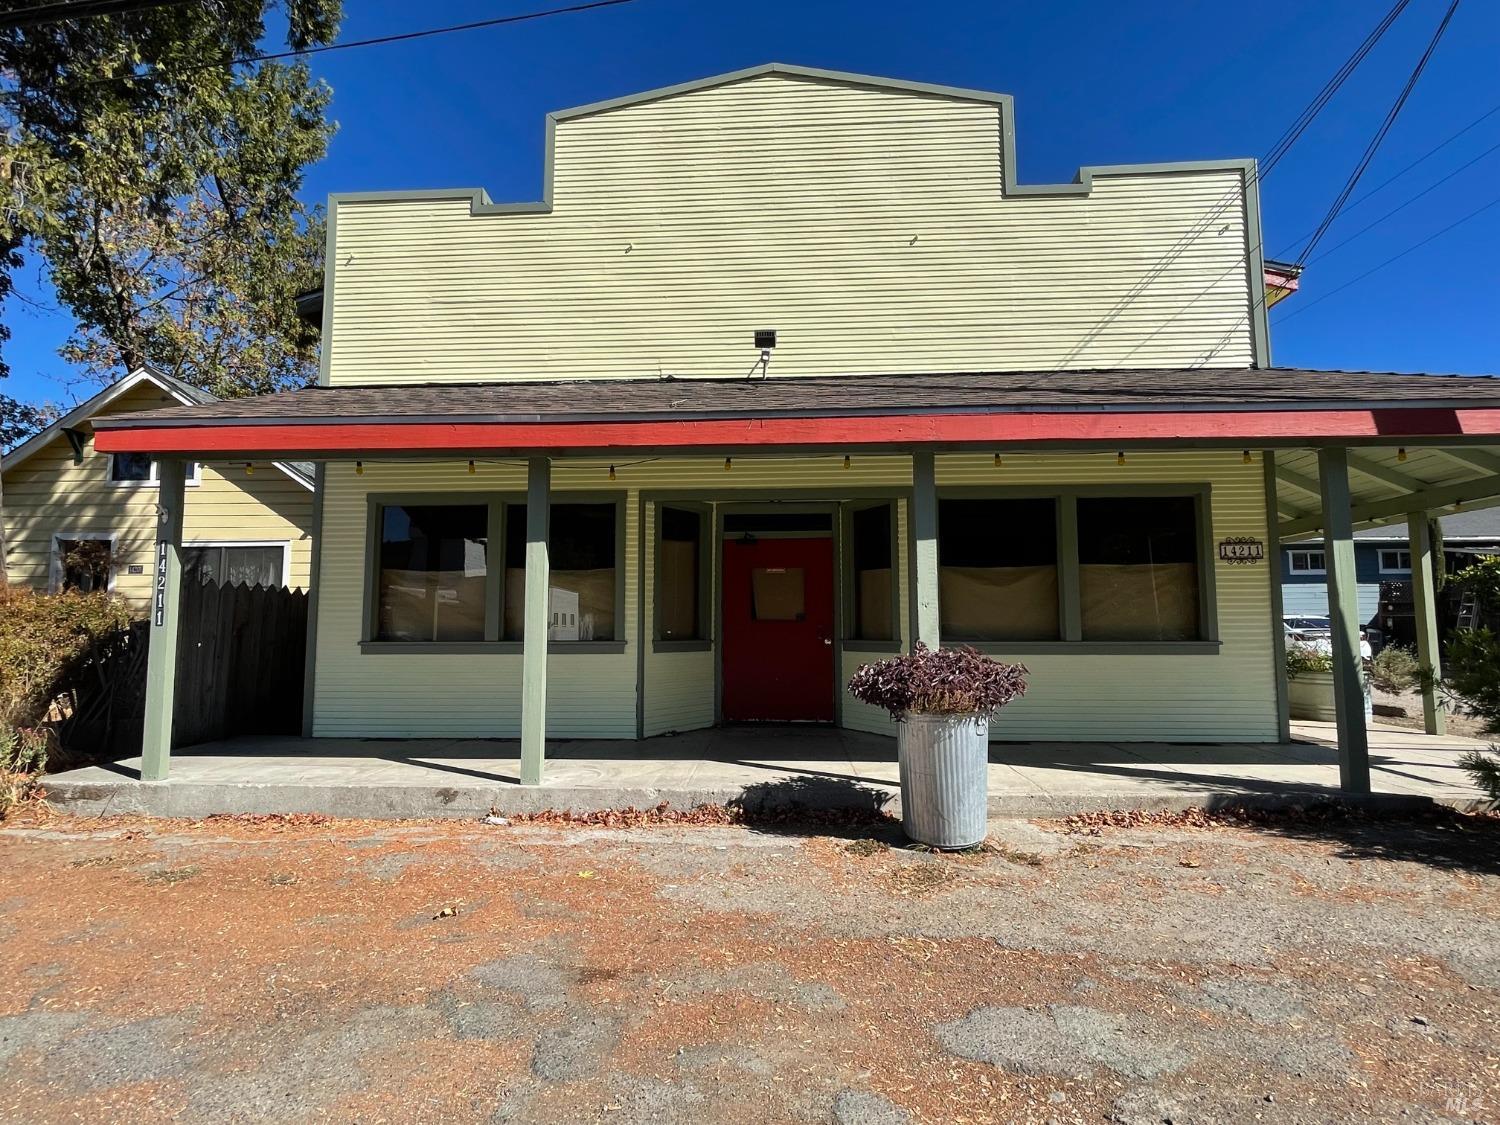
xmin=106 ymin=453 xmax=200 ymax=488
xmin=49 ymin=531 xmax=117 ymax=594
xmin=1287 ymin=548 xmax=1326 ymax=575
xmin=1378 ymin=548 xmax=1413 ymax=574
xmin=182 ymin=539 xmax=292 ymax=588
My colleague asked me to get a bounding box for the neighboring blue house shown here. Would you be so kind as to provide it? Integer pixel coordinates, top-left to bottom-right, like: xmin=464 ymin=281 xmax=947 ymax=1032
xmin=1283 ymin=508 xmax=1500 ymax=628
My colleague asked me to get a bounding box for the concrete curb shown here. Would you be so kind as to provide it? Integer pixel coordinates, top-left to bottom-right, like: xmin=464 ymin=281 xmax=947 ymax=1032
xmin=41 ymin=776 xmax=1481 ymax=822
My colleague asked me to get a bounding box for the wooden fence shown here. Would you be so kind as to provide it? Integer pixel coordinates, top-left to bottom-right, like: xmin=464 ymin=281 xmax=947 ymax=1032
xmin=171 ymin=581 xmax=308 ymax=748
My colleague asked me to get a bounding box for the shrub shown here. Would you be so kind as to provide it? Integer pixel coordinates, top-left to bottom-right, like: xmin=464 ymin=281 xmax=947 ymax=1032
xmin=1371 ymin=644 xmax=1421 ymax=693
xmin=1441 ymin=625 xmax=1500 ymax=805
xmin=0 ymin=726 xmax=49 ymax=820
xmin=1285 ymin=642 xmax=1333 ymax=678
xmin=1460 ymin=750 xmax=1500 ymax=805
xmin=847 ymin=643 xmax=1028 ymax=720
xmin=0 ymin=587 xmax=138 ymax=730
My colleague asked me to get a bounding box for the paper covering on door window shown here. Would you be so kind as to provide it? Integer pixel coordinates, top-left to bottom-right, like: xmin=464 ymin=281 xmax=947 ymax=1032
xmin=751 ymin=567 xmax=805 ymax=621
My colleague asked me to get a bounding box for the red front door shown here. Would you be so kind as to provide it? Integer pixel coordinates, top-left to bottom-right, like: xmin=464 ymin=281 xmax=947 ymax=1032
xmin=721 ymin=535 xmax=835 ymax=722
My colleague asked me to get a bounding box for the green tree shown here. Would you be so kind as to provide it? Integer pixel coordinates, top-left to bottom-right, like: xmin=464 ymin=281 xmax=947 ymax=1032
xmin=0 ymin=0 xmax=341 ymax=398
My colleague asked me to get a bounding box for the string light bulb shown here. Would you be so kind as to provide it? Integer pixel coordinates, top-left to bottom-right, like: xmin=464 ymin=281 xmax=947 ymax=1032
xmin=608 ymin=464 xmax=616 ymax=481
xmin=843 ymin=454 xmax=851 ymax=470
xmin=1397 ymin=447 xmax=1408 ymax=462
xmin=244 ymin=463 xmax=254 ymax=476
xmin=1116 ymin=451 xmax=1126 ymax=466
xmin=993 ymin=452 xmax=1003 ymax=468
xmin=468 ymin=459 xmax=476 ymax=474
xmin=724 ymin=456 xmax=733 ymax=472
xmin=1454 ymin=498 xmax=1464 ymax=511
xmin=355 ymin=461 xmax=364 ymax=476
xmin=1242 ymin=449 xmax=1252 ymax=465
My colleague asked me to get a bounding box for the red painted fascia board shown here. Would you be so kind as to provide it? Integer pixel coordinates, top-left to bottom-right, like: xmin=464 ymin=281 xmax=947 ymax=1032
xmin=91 ymin=408 xmax=1500 ymax=455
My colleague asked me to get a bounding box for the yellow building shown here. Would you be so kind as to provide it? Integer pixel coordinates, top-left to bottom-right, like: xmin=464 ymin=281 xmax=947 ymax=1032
xmin=89 ymin=65 xmax=1500 ymax=792
xmin=2 ymin=366 xmax=315 ymax=609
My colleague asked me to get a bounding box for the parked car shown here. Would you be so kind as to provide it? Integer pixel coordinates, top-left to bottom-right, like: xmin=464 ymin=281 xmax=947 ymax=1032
xmin=1283 ymin=615 xmax=1375 ymax=659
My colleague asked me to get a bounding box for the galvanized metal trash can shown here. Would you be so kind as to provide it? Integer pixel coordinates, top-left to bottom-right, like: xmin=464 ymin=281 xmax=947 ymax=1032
xmin=897 ymin=712 xmax=989 ymax=849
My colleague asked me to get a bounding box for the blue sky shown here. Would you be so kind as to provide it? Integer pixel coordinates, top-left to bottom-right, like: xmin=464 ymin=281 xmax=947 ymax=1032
xmin=5 ymin=0 xmax=1497 ymax=407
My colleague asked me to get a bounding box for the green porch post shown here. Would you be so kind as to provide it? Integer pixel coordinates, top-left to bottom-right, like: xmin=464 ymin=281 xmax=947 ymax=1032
xmin=1317 ymin=447 xmax=1370 ymax=792
xmin=520 ymin=456 xmax=551 ymax=785
xmin=141 ymin=458 xmax=186 ymax=781
xmin=1263 ymin=452 xmax=1292 ymax=743
xmin=1407 ymin=510 xmax=1445 ymax=736
xmin=912 ymin=451 xmax=940 ymax=649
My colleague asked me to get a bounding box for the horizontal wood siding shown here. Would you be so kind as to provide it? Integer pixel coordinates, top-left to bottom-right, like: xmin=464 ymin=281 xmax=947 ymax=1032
xmin=310 ymin=453 xmax=1274 ymax=743
xmin=935 ymin=451 xmax=1277 ymax=742
xmin=328 ymin=73 xmax=1254 ymax=386
xmin=2 ymin=383 xmax=314 ymax=611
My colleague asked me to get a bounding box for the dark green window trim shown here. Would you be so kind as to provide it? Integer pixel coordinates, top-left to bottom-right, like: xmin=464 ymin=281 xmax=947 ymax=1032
xmin=652 ymin=500 xmax=712 ymax=650
xmin=842 ymin=499 xmax=901 ymax=645
xmin=934 ymin=483 xmax=1219 ymax=649
xmin=361 ymin=490 xmax=627 ymax=653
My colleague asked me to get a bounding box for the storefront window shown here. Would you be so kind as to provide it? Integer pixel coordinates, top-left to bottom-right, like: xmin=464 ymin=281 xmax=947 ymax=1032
xmin=1077 ymin=496 xmax=1201 ymax=641
xmin=658 ymin=506 xmax=703 ymax=640
xmin=850 ymin=504 xmax=894 ymax=641
xmin=376 ymin=504 xmax=488 ymax=642
xmin=504 ymin=502 xmax=617 ymax=641
xmin=938 ymin=498 xmax=1060 ymax=640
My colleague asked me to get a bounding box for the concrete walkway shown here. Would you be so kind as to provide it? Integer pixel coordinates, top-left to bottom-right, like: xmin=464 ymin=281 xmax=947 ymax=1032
xmin=42 ymin=720 xmax=1492 ymax=820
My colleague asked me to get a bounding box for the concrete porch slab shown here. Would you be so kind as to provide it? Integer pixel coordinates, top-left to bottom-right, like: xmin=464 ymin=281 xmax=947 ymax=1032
xmin=41 ymin=720 xmax=1493 ymax=821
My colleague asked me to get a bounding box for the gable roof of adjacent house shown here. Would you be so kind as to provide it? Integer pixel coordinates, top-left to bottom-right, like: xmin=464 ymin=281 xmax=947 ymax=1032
xmin=1 ymin=365 xmax=314 ymax=489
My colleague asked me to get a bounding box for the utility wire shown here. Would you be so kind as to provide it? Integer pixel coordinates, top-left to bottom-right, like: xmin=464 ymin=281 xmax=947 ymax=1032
xmin=74 ymin=0 xmax=636 ymax=84
xmin=1291 ymin=0 xmax=1463 ymax=266
xmin=1271 ymin=98 xmax=1500 ymax=258
xmin=1306 ymin=137 xmax=1500 ymax=263
xmin=1273 ymin=192 xmax=1500 ymax=325
xmin=1059 ymin=0 xmax=1412 ymax=367
xmin=0 ymin=0 xmax=186 ymax=31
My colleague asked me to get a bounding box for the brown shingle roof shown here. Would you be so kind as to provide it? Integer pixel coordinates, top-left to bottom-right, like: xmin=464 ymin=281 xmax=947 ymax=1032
xmin=93 ymin=367 xmax=1500 ymax=429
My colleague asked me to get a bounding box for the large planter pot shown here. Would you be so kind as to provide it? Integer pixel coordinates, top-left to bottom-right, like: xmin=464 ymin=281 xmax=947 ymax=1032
xmin=897 ymin=711 xmax=989 ymax=849
xmin=1287 ymin=670 xmax=1373 ymax=723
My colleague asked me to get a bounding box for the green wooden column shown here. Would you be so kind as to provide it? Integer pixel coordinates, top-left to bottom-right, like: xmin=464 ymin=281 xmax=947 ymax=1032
xmin=520 ymin=456 xmax=551 ymax=786
xmin=1316 ymin=447 xmax=1370 ymax=792
xmin=912 ymin=451 xmax=940 ymax=649
xmin=1407 ymin=510 xmax=1446 ymax=736
xmin=141 ymin=458 xmax=186 ymax=782
xmin=1263 ymin=452 xmax=1292 ymax=743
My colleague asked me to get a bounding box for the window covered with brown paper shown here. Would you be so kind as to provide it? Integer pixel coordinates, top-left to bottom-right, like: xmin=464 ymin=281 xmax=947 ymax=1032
xmin=938 ymin=498 xmax=1060 ymax=641
xmin=851 ymin=504 xmax=894 ymax=641
xmin=1077 ymin=496 xmax=1201 ymax=641
xmin=658 ymin=506 xmax=702 ymax=640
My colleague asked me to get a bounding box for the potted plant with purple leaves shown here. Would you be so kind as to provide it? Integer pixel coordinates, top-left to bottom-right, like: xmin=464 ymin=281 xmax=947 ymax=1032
xmin=848 ymin=644 xmax=1028 ymax=848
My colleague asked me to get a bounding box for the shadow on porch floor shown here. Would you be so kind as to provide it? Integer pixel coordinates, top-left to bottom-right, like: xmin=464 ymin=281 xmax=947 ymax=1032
xmin=41 ymin=719 xmax=1491 ymax=821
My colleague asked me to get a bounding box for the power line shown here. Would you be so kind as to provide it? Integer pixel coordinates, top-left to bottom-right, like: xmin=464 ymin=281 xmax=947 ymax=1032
xmin=1291 ymin=0 xmax=1463 ymax=266
xmin=75 ymin=0 xmax=637 ymax=84
xmin=0 ymin=0 xmax=186 ymax=31
xmin=1307 ymin=137 xmax=1500 ymax=263
xmin=1272 ymin=99 xmax=1500 ymax=258
xmin=1273 ymin=192 xmax=1500 ymax=325
xmin=1059 ymin=0 xmax=1412 ymax=367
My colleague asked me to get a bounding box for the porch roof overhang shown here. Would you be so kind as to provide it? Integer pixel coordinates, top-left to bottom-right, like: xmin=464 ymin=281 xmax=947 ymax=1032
xmin=90 ymin=366 xmax=1500 ymax=534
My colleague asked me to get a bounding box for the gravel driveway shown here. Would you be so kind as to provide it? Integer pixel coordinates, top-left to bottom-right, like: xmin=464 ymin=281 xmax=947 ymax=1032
xmin=1 ymin=806 xmax=1496 ymax=1123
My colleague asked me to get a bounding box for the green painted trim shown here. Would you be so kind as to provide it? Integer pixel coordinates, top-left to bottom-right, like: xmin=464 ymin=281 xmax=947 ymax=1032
xmin=651 ymin=499 xmax=712 ymax=643
xmin=963 ymin=640 xmax=1223 ymax=656
xmin=1057 ymin=497 xmax=1081 ymax=641
xmin=142 ymin=458 xmax=186 ymax=780
xmin=1316 ymin=447 xmax=1371 ymax=793
xmin=842 ymin=499 xmax=901 ymax=645
xmin=652 ymin=639 xmax=713 ymax=653
xmin=1407 ymin=510 xmax=1446 ymax=736
xmin=1242 ymin=161 xmax=1271 ymax=367
xmin=843 ymin=641 xmax=904 ymax=654
xmin=635 ymin=492 xmax=646 ymax=740
xmin=912 ymin=452 xmax=940 ymax=648
xmin=356 ymin=640 xmax=626 ymax=655
xmin=301 ymin=462 xmax=326 ymax=737
xmin=318 ymin=196 xmax=336 ymax=387
xmin=1279 ymin=471 xmax=1500 ymax=537
xmin=520 ymin=457 xmax=550 ymax=786
xmin=1262 ymin=453 xmax=1291 ymax=743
